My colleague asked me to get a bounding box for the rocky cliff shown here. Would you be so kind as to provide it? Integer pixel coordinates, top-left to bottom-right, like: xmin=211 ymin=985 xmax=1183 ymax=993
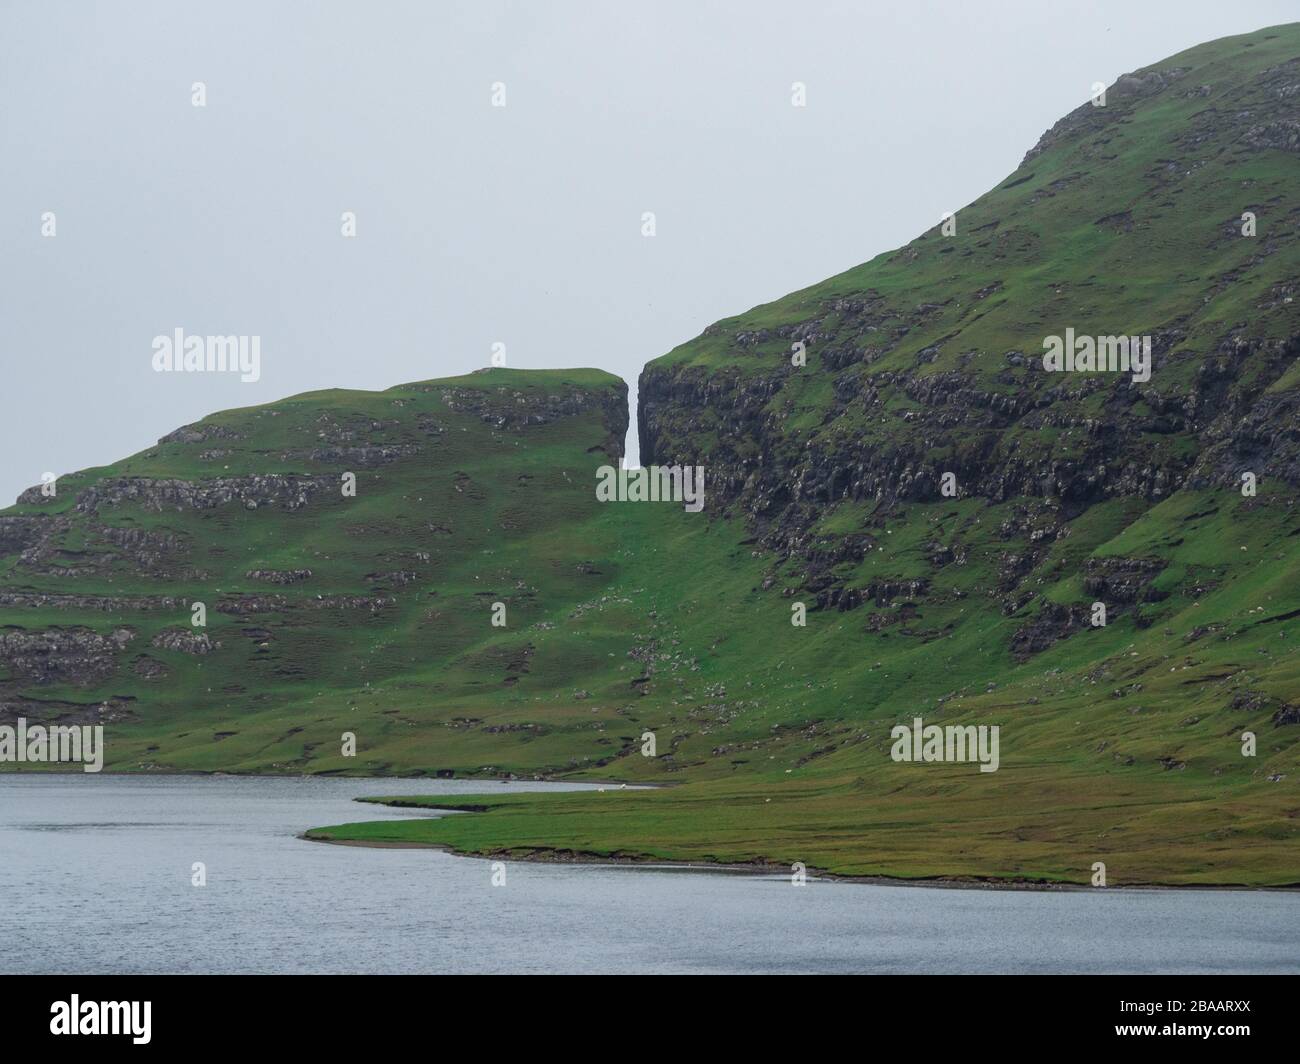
xmin=640 ymin=26 xmax=1300 ymax=632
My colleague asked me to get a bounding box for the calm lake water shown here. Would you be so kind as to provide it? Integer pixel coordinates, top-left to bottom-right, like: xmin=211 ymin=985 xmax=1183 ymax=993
xmin=1 ymin=774 xmax=1296 ymax=974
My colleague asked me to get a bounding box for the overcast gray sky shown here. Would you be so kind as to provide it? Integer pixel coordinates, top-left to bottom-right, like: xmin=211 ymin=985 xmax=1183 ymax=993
xmin=2 ymin=0 xmax=1294 ymax=500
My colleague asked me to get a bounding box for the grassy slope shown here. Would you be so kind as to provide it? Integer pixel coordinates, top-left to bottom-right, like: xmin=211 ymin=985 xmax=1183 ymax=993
xmin=307 ymin=486 xmax=1300 ymax=885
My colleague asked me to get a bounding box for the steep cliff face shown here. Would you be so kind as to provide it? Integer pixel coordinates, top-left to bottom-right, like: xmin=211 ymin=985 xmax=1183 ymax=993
xmin=640 ymin=26 xmax=1300 ymax=625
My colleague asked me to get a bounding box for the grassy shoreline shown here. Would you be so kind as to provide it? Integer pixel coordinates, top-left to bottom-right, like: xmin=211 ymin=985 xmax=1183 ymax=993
xmin=302 ymin=789 xmax=1300 ymax=891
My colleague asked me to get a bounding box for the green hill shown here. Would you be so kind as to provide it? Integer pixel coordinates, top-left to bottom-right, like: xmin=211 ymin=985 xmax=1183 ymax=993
xmin=0 ymin=368 xmax=643 ymax=774
xmin=6 ymin=26 xmax=1300 ymax=885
